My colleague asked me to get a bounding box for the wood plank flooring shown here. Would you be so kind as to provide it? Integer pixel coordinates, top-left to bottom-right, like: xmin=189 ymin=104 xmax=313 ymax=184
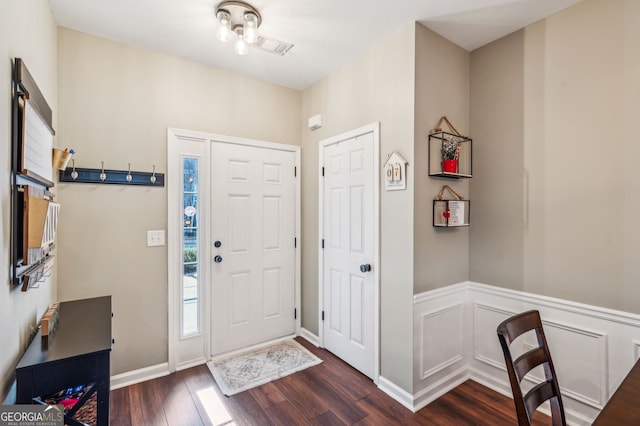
xmin=110 ymin=338 xmax=551 ymax=425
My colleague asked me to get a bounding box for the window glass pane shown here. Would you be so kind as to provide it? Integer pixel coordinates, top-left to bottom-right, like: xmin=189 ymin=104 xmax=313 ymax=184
xmin=182 ymin=157 xmax=199 ymax=336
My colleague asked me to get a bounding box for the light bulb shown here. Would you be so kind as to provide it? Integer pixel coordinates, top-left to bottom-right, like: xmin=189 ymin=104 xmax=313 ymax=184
xmin=235 ymin=38 xmax=248 ymax=55
xmin=216 ymin=10 xmax=231 ymax=42
xmin=234 ymin=26 xmax=249 ymax=55
xmin=244 ymin=12 xmax=258 ymax=44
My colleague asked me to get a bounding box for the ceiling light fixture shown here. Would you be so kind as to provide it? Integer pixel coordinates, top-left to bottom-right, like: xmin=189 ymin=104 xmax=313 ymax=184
xmin=215 ymin=9 xmax=231 ymax=42
xmin=215 ymin=1 xmax=262 ymax=55
xmin=233 ymin=26 xmax=248 ymax=55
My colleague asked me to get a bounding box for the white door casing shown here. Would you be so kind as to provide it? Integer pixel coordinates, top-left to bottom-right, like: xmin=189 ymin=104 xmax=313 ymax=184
xmin=319 ymin=123 xmax=380 ymax=381
xmin=211 ymin=141 xmax=297 ymax=356
xmin=167 ymin=128 xmax=300 ymax=371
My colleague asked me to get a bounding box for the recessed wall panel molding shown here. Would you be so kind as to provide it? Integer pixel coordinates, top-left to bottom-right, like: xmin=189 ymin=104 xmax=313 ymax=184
xmin=473 ymin=303 xmax=517 ymax=370
xmin=473 ymin=301 xmax=608 ymax=408
xmin=412 ymin=283 xmax=469 ymax=411
xmin=539 ymin=320 xmax=608 ymax=408
xmin=418 ymin=303 xmax=464 ymax=380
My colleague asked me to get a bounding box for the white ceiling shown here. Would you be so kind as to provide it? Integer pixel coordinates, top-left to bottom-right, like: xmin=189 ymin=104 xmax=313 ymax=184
xmin=48 ymin=0 xmax=581 ymax=90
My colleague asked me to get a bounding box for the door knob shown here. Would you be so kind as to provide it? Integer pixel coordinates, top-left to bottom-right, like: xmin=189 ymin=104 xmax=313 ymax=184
xmin=214 ymin=241 xmax=222 ymax=248
xmin=360 ymin=264 xmax=371 ymax=273
xmin=214 ymin=255 xmax=223 ymax=263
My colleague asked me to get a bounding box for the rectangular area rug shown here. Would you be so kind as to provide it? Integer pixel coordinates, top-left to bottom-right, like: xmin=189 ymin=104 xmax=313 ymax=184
xmin=207 ymin=339 xmax=322 ymax=396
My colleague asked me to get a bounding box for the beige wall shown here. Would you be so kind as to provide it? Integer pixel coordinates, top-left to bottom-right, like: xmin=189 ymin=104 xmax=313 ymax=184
xmin=300 ymin=24 xmax=416 ymax=391
xmin=0 ymin=0 xmax=58 ymax=399
xmin=469 ymin=31 xmax=525 ymax=288
xmin=469 ymin=0 xmax=640 ymax=312
xmin=56 ymin=28 xmax=301 ymax=374
xmin=414 ymin=24 xmax=470 ymax=294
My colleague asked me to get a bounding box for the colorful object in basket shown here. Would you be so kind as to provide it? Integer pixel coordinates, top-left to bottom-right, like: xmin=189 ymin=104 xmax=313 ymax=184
xmin=36 ymin=384 xmax=93 ymax=413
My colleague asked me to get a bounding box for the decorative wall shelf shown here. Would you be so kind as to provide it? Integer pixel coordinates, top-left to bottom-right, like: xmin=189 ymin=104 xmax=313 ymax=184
xmin=428 ymin=131 xmax=472 ymax=178
xmin=433 ymin=185 xmax=470 ymax=227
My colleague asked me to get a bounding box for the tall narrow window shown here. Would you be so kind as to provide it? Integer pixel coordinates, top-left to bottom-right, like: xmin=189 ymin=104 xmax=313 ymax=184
xmin=182 ymin=158 xmax=199 ymax=337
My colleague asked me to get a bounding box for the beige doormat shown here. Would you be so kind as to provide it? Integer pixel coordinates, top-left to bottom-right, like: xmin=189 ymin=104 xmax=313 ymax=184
xmin=207 ymin=339 xmax=322 ymax=396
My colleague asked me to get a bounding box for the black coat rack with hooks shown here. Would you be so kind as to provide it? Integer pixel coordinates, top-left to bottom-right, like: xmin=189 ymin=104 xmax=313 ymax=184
xmin=59 ymin=160 xmax=164 ymax=186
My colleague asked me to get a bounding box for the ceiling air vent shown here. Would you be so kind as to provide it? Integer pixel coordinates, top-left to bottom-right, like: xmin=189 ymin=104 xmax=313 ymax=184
xmin=253 ymin=35 xmax=294 ymax=56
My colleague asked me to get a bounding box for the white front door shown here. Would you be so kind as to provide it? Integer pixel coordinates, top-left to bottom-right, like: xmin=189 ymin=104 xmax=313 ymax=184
xmin=321 ymin=125 xmax=378 ymax=379
xmin=211 ymin=141 xmax=296 ymax=355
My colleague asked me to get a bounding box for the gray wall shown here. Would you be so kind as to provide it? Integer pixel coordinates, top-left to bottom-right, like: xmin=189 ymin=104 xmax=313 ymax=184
xmin=0 ymin=0 xmax=58 ymax=399
xmin=300 ymin=24 xmax=416 ymax=391
xmin=56 ymin=28 xmax=301 ymax=375
xmin=414 ymin=24 xmax=470 ymax=294
xmin=469 ymin=0 xmax=640 ymax=312
xmin=469 ymin=30 xmax=525 ymax=289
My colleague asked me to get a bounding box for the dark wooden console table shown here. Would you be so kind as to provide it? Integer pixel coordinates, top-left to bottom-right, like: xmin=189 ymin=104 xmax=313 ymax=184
xmin=15 ymin=296 xmax=112 ymax=426
xmin=593 ymin=357 xmax=640 ymax=425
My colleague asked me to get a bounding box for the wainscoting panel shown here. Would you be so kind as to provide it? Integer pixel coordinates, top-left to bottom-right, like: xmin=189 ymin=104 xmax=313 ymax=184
xmin=542 ymin=319 xmax=607 ymax=408
xmin=472 ymin=300 xmax=608 ymax=410
xmin=413 ymin=284 xmax=470 ymax=410
xmin=412 ymin=282 xmax=640 ymax=424
xmin=473 ymin=303 xmax=514 ymax=370
xmin=419 ymin=303 xmax=464 ymax=379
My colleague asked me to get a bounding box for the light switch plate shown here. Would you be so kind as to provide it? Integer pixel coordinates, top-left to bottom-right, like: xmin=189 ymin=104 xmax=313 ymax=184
xmin=147 ymin=230 xmax=165 ymax=247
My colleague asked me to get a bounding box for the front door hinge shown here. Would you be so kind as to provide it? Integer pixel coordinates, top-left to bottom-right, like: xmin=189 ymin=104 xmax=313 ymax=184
xmin=321 ymin=311 xmax=325 ymax=321
xmin=294 ymin=237 xmax=297 ymax=248
xmin=322 ymin=167 xmax=325 ymax=177
xmin=294 ymin=308 xmax=297 ymax=320
xmin=294 ymin=166 xmax=297 ymax=177
xmin=321 ymin=239 xmax=324 ymax=249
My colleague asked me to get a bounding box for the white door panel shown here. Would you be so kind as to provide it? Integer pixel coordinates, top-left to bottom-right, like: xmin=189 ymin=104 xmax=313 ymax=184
xmin=212 ymin=142 xmax=295 ymax=355
xmin=322 ymin=131 xmax=376 ymax=378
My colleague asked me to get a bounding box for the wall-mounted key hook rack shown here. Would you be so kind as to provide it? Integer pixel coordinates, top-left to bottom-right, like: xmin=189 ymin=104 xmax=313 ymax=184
xmin=59 ymin=163 xmax=164 ymax=187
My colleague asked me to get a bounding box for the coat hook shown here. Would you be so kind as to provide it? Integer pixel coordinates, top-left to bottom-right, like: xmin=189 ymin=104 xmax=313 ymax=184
xmin=150 ymin=165 xmax=157 ymax=184
xmin=100 ymin=161 xmax=107 ymax=181
xmin=126 ymin=163 xmax=133 ymax=183
xmin=70 ymin=159 xmax=78 ymax=180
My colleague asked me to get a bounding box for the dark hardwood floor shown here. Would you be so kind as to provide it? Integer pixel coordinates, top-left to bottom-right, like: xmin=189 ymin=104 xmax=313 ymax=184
xmin=110 ymin=338 xmax=550 ymax=425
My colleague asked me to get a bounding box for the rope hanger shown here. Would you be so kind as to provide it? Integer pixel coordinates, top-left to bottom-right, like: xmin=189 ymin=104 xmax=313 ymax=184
xmin=433 ymin=116 xmax=467 ymax=138
xmin=435 ymin=185 xmax=464 ymax=201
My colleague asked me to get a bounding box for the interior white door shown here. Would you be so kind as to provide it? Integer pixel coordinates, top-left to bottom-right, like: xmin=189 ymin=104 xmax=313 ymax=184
xmin=211 ymin=142 xmax=296 ymax=355
xmin=322 ymin=132 xmax=375 ymax=378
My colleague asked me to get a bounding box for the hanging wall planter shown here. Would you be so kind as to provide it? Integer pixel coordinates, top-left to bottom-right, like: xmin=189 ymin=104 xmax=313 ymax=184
xmin=428 ymin=116 xmax=472 ymax=178
xmin=442 ymin=159 xmax=458 ymax=173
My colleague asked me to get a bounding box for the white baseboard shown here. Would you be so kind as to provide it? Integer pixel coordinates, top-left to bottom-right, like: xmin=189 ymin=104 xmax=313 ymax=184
xmin=467 ymin=366 xmax=512 ymax=399
xmin=110 ymin=362 xmax=170 ymax=390
xmin=176 ymin=358 xmax=206 ymax=372
xmin=298 ymin=328 xmax=319 ymax=346
xmin=413 ymin=367 xmax=469 ymax=412
xmin=378 ymin=376 xmax=415 ymax=412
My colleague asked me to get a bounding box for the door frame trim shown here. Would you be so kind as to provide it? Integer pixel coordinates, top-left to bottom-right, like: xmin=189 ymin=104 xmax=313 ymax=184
xmin=317 ymin=122 xmax=380 ymax=383
xmin=167 ymin=127 xmax=301 ymax=372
